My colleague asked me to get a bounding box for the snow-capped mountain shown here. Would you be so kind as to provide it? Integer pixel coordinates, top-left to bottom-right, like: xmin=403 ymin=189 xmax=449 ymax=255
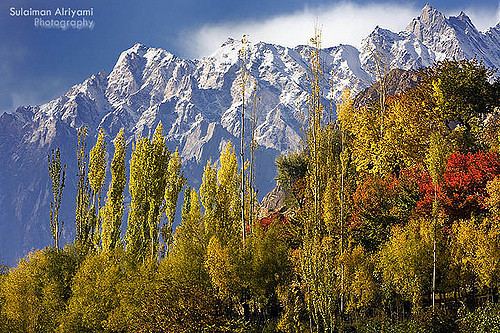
xmin=0 ymin=5 xmax=498 ymax=265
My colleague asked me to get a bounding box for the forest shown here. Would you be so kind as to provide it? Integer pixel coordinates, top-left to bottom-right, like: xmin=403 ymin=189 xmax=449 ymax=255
xmin=0 ymin=37 xmax=499 ymax=333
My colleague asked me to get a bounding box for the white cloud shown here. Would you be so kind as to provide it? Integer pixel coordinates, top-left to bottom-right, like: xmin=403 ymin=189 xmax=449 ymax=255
xmin=181 ymin=2 xmax=420 ymax=58
xmin=180 ymin=1 xmax=500 ymax=59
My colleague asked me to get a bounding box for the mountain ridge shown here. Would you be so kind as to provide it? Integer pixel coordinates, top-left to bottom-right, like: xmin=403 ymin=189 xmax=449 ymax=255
xmin=0 ymin=4 xmax=498 ymax=266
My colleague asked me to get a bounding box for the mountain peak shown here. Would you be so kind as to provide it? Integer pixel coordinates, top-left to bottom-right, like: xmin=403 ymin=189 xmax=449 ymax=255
xmin=364 ymin=25 xmax=400 ymax=46
xmin=406 ymin=4 xmax=447 ymax=41
xmin=129 ymin=42 xmax=148 ymax=53
xmin=419 ymin=3 xmax=445 ymax=25
xmin=422 ymin=3 xmax=435 ymax=12
xmin=111 ymin=43 xmax=176 ymax=70
xmin=113 ymin=42 xmax=148 ymax=65
xmin=455 ymin=11 xmax=474 ymax=27
xmin=370 ymin=25 xmax=395 ymax=36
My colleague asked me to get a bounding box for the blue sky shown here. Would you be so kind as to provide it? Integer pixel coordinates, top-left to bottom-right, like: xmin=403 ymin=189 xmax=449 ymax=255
xmin=0 ymin=0 xmax=498 ymax=113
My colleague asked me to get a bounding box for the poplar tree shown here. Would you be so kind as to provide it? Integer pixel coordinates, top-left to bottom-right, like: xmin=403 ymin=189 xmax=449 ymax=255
xmin=126 ymin=137 xmax=150 ymax=261
xmin=200 ymin=145 xmax=239 ymax=243
xmin=298 ymin=28 xmax=341 ymax=332
xmin=88 ymin=128 xmax=107 ymax=249
xmin=48 ymin=148 xmax=66 ymax=250
xmin=188 ymin=187 xmax=202 ymax=225
xmin=101 ymin=128 xmax=126 ymax=252
xmin=168 ymin=187 xmax=207 ymax=291
xmin=425 ymin=132 xmax=449 ymax=312
xmin=239 ymin=34 xmax=249 ymax=245
xmin=216 ymin=142 xmax=241 ymax=244
xmin=126 ymin=123 xmax=170 ymax=262
xmin=200 ymin=160 xmax=218 ymax=235
xmin=75 ymin=127 xmax=92 ymax=248
xmin=148 ymin=123 xmax=170 ymax=260
xmin=249 ymin=89 xmax=259 ymax=231
xmin=307 ymin=27 xmax=324 ymax=225
xmin=163 ymin=149 xmax=185 ymax=254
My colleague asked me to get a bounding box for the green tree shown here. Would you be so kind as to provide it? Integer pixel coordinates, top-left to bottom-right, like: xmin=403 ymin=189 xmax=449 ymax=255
xmin=140 ymin=187 xmax=230 ymax=332
xmin=126 ymin=123 xmax=170 ymax=262
xmin=200 ymin=159 xmax=218 ymax=234
xmin=48 ymin=148 xmax=66 ymax=250
xmin=425 ymin=132 xmax=450 ymax=311
xmin=162 ymin=149 xmax=185 ymax=255
xmin=378 ymin=218 xmax=451 ymax=310
xmin=75 ymin=127 xmax=92 ymax=250
xmin=276 ymin=151 xmax=308 ymax=208
xmin=451 ymin=218 xmax=499 ymax=298
xmin=88 ymin=129 xmax=107 ymax=249
xmin=430 ymin=60 xmax=498 ymax=149
xmin=101 ymin=128 xmax=127 ymax=252
xmin=58 ymin=249 xmax=128 ymax=332
xmin=249 ymin=220 xmax=292 ymax=326
xmin=0 ymin=247 xmax=80 ymax=333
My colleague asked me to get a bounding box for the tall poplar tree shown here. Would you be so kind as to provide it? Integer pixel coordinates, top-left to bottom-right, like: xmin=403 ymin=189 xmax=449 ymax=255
xmin=126 ymin=137 xmax=149 ymax=261
xmin=249 ymin=89 xmax=259 ymax=231
xmin=148 ymin=123 xmax=170 ymax=260
xmin=101 ymin=128 xmax=126 ymax=252
xmin=200 ymin=160 xmax=218 ymax=235
xmin=88 ymin=128 xmax=107 ymax=249
xmin=75 ymin=127 xmax=92 ymax=248
xmin=126 ymin=123 xmax=170 ymax=262
xmin=216 ymin=142 xmax=241 ymax=244
xmin=425 ymin=132 xmax=449 ymax=312
xmin=163 ymin=149 xmax=185 ymax=254
xmin=48 ymin=148 xmax=66 ymax=250
xmin=239 ymin=34 xmax=249 ymax=245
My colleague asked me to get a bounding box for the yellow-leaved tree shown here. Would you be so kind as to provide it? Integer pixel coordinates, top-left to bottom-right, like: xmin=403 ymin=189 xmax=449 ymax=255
xmin=126 ymin=123 xmax=170 ymax=262
xmin=88 ymin=128 xmax=107 ymax=249
xmin=162 ymin=149 xmax=185 ymax=254
xmin=101 ymin=128 xmax=126 ymax=252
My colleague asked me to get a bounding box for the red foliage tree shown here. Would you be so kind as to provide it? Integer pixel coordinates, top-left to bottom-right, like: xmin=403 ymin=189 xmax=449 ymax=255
xmin=416 ymin=151 xmax=500 ymax=220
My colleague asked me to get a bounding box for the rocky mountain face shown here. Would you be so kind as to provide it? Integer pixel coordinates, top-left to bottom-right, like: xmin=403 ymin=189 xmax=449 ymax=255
xmin=0 ymin=5 xmax=498 ymax=265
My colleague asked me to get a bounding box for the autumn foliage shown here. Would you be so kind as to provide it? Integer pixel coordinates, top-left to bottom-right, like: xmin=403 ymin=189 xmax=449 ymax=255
xmin=1 ymin=57 xmax=498 ymax=332
xmin=416 ymin=151 xmax=500 ymax=220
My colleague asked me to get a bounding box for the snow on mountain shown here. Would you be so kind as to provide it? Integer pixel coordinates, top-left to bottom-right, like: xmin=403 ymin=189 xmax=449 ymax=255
xmin=0 ymin=5 xmax=498 ymax=265
xmin=406 ymin=4 xmax=500 ymax=67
